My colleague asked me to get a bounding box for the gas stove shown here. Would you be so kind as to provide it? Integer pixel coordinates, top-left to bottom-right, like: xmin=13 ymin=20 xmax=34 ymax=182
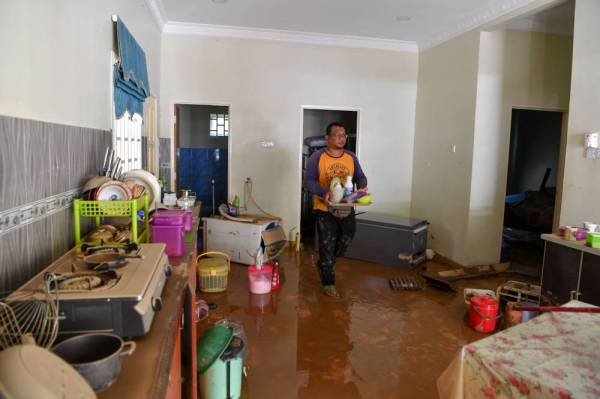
xmin=12 ymin=243 xmax=171 ymax=338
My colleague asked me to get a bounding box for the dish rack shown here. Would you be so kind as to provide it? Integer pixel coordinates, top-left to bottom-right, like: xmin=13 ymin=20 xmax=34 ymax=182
xmin=73 ymin=194 xmax=150 ymax=246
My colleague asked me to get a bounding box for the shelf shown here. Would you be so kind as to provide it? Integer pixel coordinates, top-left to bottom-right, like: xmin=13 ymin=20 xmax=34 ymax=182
xmin=73 ymin=194 xmax=150 ymax=245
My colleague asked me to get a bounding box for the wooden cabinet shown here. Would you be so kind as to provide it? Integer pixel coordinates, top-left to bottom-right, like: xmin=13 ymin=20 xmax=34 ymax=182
xmin=541 ymin=234 xmax=600 ymax=306
xmin=541 ymin=242 xmax=581 ymax=304
xmin=579 ymin=253 xmax=600 ymax=306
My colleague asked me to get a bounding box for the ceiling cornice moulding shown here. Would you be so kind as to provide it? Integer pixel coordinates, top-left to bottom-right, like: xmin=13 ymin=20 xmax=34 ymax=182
xmin=418 ymin=0 xmax=548 ymax=51
xmin=163 ymin=21 xmax=419 ymax=53
xmin=145 ymin=0 xmax=168 ymax=31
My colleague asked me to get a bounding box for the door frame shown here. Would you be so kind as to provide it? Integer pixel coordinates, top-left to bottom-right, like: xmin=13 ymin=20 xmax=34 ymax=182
xmin=170 ymin=100 xmax=232 ymax=201
xmin=298 ymin=105 xmax=361 ymax=231
xmin=502 ymin=105 xmax=568 ymax=234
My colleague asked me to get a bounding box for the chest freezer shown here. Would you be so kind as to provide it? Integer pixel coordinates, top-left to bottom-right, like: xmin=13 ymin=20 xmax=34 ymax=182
xmin=345 ymin=212 xmax=428 ymax=268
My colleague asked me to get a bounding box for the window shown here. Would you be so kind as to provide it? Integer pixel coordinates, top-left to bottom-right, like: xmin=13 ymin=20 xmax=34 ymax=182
xmin=210 ymin=113 xmax=229 ymax=137
xmin=113 ymin=111 xmax=143 ymax=172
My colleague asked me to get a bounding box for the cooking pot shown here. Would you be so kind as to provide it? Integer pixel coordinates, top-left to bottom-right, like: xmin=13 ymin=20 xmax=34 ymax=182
xmin=0 ymin=343 xmax=96 ymax=399
xmin=52 ymin=333 xmax=136 ymax=393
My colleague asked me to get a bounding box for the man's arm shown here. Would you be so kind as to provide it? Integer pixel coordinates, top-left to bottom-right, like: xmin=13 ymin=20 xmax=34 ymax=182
xmin=304 ymin=151 xmax=327 ymax=197
xmin=350 ymin=153 xmax=368 ymax=190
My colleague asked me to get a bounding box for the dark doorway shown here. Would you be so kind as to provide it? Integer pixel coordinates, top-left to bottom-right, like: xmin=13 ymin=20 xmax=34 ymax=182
xmin=176 ymin=104 xmax=229 ymax=218
xmin=502 ymin=109 xmax=563 ymax=276
xmin=301 ymin=109 xmax=358 ymax=240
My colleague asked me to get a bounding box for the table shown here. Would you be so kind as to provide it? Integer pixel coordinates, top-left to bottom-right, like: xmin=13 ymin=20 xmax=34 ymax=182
xmin=437 ymin=301 xmax=600 ymax=399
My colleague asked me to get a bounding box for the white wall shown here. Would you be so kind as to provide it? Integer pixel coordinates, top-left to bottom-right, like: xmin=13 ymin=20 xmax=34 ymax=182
xmin=160 ymin=35 xmax=418 ymax=233
xmin=465 ymin=29 xmax=572 ymax=265
xmin=560 ymin=0 xmax=600 ymax=227
xmin=0 ymin=0 xmax=161 ymax=130
xmin=411 ymin=31 xmax=481 ymax=265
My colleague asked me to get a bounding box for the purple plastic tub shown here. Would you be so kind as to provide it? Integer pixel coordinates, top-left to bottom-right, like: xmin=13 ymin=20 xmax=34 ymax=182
xmin=151 ymin=224 xmax=185 ymax=257
xmin=153 ymin=210 xmax=185 ymax=226
xmin=153 ymin=209 xmax=193 ymax=232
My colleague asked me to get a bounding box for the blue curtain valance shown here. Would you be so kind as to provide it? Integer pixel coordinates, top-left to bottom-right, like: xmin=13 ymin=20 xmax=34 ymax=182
xmin=114 ymin=17 xmax=150 ymax=119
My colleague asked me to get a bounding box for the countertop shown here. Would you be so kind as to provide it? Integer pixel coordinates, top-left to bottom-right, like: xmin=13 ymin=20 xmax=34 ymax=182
xmin=99 ymin=205 xmax=200 ymax=399
xmin=541 ymin=233 xmax=600 ymax=257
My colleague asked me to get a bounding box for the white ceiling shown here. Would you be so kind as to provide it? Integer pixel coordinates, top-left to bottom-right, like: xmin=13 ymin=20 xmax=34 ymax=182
xmin=506 ymin=0 xmax=574 ymax=36
xmin=146 ymin=0 xmax=573 ymax=51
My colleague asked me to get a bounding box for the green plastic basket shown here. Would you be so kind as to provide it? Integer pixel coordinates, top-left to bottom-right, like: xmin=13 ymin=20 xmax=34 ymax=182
xmin=78 ymin=200 xmax=137 ymax=216
xmin=73 ymin=194 xmax=150 ymax=246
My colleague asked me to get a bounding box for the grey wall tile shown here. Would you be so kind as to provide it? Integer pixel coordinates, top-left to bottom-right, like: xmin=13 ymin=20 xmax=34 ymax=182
xmin=50 ymin=208 xmax=74 ymax=260
xmin=68 ymin=126 xmax=87 ymax=189
xmin=49 ymin=123 xmax=70 ymax=195
xmin=26 ymin=217 xmax=53 ymax=278
xmin=0 ymin=115 xmax=111 ymax=292
xmin=25 ymin=119 xmax=52 ymax=203
xmin=0 ymin=116 xmax=27 ymax=211
xmin=0 ymin=226 xmax=30 ymax=293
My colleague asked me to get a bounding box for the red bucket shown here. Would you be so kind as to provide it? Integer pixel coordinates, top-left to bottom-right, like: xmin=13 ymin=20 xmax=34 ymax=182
xmin=469 ymin=295 xmax=500 ymax=333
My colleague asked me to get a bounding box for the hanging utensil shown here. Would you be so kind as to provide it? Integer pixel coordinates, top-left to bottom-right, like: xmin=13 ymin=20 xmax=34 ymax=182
xmin=101 ymin=147 xmax=111 ymax=176
xmin=111 ymin=158 xmax=121 ymax=179
xmin=105 ymin=149 xmax=115 ymax=177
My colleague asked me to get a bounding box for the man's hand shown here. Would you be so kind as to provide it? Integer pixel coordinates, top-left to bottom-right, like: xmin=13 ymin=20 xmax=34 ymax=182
xmin=328 ymin=205 xmax=352 ymax=219
xmin=323 ymin=191 xmax=331 ymax=204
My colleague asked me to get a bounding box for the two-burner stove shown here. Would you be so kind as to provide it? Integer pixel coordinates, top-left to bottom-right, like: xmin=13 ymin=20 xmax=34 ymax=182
xmin=13 ymin=243 xmax=172 ymax=337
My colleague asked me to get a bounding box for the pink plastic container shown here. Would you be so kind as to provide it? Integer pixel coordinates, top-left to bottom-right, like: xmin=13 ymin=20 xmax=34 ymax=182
xmin=153 ymin=210 xmax=185 ymax=225
xmin=151 ymin=224 xmax=185 ymax=257
xmin=153 ymin=209 xmax=193 ymax=232
xmin=248 ymin=265 xmax=273 ymax=294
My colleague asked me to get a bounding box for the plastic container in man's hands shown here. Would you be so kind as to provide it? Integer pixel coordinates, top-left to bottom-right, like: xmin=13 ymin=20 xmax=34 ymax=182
xmin=343 ymin=175 xmax=353 ymax=197
xmin=248 ymin=264 xmax=273 ymax=294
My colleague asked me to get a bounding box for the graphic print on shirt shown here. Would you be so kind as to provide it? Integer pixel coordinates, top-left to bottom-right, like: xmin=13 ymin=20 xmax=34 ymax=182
xmin=325 ymin=162 xmax=352 ymax=188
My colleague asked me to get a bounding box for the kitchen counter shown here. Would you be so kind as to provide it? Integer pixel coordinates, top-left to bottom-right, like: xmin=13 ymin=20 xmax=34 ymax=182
xmin=99 ymin=205 xmax=200 ymax=399
xmin=540 ymin=232 xmax=600 ymax=306
xmin=541 ymin=233 xmax=600 ymax=256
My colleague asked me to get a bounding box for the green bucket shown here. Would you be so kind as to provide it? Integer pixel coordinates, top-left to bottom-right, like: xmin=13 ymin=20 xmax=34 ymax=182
xmin=198 ymin=326 xmax=244 ymax=399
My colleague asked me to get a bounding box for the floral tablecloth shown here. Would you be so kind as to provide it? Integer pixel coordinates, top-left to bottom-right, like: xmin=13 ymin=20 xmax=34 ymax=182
xmin=437 ymin=301 xmax=600 ymax=399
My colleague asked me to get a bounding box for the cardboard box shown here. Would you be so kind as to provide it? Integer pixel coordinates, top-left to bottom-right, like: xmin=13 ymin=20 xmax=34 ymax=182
xmin=261 ymin=225 xmax=286 ymax=258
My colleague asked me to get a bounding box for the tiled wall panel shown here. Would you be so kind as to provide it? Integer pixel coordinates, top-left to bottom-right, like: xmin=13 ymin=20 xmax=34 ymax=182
xmin=0 ymin=115 xmax=110 ymax=292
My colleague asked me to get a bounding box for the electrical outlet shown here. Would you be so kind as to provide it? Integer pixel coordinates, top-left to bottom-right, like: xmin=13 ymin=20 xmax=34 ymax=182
xmin=160 ymin=163 xmax=171 ymax=169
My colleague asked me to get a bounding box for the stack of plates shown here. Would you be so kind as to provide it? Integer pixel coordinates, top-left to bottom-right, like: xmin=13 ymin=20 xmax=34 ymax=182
xmin=121 ymin=169 xmax=161 ymax=210
xmin=96 ymin=181 xmax=132 ymax=201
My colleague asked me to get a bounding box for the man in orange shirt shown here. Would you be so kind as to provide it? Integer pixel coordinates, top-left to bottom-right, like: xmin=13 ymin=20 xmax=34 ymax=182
xmin=304 ymin=122 xmax=368 ymax=297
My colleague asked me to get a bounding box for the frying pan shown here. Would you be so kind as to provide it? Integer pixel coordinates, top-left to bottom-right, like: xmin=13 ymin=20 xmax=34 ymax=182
xmin=83 ymin=253 xmax=143 ymax=271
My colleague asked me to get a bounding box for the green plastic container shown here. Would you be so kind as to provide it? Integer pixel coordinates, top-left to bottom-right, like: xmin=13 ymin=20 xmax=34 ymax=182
xmin=588 ymin=232 xmax=600 ymax=249
xmin=198 ymin=326 xmax=243 ymax=399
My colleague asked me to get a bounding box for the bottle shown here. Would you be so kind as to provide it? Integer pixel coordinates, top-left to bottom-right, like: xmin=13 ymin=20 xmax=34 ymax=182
xmin=343 ymin=176 xmax=354 ymax=197
xmin=331 ymin=182 xmax=344 ymax=203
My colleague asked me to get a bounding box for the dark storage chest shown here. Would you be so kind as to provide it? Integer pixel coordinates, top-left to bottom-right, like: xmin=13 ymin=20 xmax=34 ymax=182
xmin=345 ymin=213 xmax=428 ymax=268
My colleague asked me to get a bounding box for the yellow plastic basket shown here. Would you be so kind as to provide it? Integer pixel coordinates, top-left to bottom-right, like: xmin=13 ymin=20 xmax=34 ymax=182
xmin=197 ymin=252 xmax=230 ymax=293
